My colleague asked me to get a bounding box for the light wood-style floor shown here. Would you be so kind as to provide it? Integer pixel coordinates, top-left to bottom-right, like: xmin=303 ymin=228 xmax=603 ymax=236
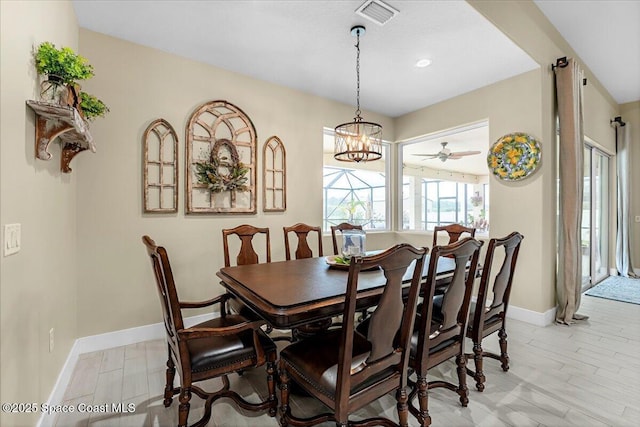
xmin=54 ymin=295 xmax=640 ymax=426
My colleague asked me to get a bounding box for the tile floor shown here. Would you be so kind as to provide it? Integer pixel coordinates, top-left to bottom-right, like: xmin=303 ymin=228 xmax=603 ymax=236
xmin=53 ymin=295 xmax=640 ymax=426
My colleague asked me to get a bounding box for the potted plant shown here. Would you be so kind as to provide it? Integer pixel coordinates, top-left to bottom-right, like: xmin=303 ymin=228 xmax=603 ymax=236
xmin=35 ymin=42 xmax=94 ymax=83
xmin=79 ymin=92 xmax=109 ymax=121
xmin=35 ymin=42 xmax=94 ymax=104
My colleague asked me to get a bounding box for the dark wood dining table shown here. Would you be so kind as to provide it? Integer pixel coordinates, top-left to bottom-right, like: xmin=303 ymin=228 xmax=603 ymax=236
xmin=216 ymin=254 xmax=458 ymax=329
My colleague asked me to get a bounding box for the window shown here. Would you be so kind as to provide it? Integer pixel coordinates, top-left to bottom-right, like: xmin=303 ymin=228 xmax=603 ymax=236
xmin=399 ymin=122 xmax=490 ymax=232
xmin=413 ymin=180 xmax=489 ymax=231
xmin=323 ymin=130 xmax=390 ymax=231
xmin=581 ymin=143 xmax=609 ymax=290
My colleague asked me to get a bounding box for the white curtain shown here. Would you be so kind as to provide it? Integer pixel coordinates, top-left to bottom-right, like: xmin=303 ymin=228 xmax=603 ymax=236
xmin=615 ymin=122 xmax=638 ymax=278
xmin=555 ymin=58 xmax=589 ymax=325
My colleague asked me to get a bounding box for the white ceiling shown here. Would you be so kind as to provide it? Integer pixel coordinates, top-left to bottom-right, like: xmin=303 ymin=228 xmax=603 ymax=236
xmin=72 ymin=0 xmax=639 ymax=176
xmin=534 ymin=0 xmax=640 ymax=105
xmin=402 ymin=123 xmax=489 ymax=176
xmin=72 ymin=0 xmax=539 ymax=118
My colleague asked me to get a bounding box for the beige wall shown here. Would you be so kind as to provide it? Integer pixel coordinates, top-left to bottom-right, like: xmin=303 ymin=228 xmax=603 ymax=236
xmin=469 ymin=1 xmax=619 ymax=307
xmin=0 ymin=1 xmax=79 ymax=426
xmin=0 ymin=2 xmax=633 ymax=421
xmin=75 ymin=29 xmax=396 ymax=337
xmin=395 ymin=70 xmax=554 ymax=313
xmin=620 ymin=101 xmax=640 ymax=269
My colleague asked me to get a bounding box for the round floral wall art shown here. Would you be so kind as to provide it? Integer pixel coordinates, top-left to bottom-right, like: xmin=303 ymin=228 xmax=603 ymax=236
xmin=487 ymin=132 xmax=541 ymax=181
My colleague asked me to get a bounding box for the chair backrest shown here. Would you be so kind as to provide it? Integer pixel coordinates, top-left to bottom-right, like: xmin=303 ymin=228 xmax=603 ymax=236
xmin=415 ymin=237 xmax=483 ymax=371
xmin=330 ymin=222 xmax=363 ymax=255
xmin=336 ymin=244 xmax=428 ymax=406
xmin=431 ymin=223 xmax=476 ymax=248
xmin=141 ymin=236 xmax=184 ymax=368
xmin=222 ymin=224 xmax=271 ymax=267
xmin=469 ymin=232 xmax=524 ymax=341
xmin=283 ymin=223 xmax=323 ymax=260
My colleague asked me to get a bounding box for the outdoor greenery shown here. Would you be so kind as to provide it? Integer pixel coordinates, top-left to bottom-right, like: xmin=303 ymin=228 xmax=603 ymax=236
xmin=79 ymin=92 xmax=109 ymax=121
xmin=35 ymin=42 xmax=94 ymax=84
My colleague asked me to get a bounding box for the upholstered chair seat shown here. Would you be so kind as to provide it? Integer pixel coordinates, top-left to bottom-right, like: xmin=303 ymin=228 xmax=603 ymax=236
xmin=187 ymin=316 xmax=277 ymax=374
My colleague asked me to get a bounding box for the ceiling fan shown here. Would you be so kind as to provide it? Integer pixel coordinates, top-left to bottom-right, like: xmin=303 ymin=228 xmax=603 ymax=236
xmin=414 ymin=142 xmax=481 ymax=162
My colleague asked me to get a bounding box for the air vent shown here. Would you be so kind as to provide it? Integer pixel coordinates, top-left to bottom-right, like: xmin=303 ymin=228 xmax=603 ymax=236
xmin=355 ymin=0 xmax=399 ymax=26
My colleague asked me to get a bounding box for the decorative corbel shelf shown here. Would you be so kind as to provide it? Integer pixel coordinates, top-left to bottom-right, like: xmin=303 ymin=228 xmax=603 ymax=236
xmin=26 ymin=100 xmax=96 ymax=173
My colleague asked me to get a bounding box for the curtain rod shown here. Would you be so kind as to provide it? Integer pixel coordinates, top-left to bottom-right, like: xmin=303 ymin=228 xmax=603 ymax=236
xmin=611 ymin=116 xmax=626 ymax=127
xmin=552 ymin=56 xmax=587 ymax=86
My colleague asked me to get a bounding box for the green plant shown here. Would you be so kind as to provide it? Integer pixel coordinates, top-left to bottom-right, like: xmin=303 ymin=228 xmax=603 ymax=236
xmin=35 ymin=42 xmax=94 ymax=84
xmin=79 ymin=92 xmax=109 ymax=121
xmin=339 ymin=199 xmax=367 ymax=223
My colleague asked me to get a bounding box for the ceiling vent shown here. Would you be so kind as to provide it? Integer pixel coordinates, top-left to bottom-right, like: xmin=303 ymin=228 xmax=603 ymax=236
xmin=355 ymin=0 xmax=399 ymax=26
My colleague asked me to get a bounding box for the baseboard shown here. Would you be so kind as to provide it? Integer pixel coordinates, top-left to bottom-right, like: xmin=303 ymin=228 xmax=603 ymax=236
xmin=37 ymin=340 xmax=82 ymax=427
xmin=36 ymin=312 xmax=215 ymax=427
xmin=507 ymin=304 xmax=556 ymax=327
xmin=470 ymin=295 xmax=556 ymax=327
xmin=608 ymin=268 xmax=640 ymax=276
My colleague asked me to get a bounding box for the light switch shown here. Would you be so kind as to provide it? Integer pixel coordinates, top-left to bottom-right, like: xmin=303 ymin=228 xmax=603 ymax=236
xmin=635 ymin=216 xmax=640 ymax=223
xmin=4 ymin=223 xmax=21 ymax=256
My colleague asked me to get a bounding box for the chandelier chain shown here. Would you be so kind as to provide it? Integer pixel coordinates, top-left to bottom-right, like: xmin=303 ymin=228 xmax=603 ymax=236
xmin=333 ymin=25 xmax=382 ymax=163
xmin=355 ymin=33 xmax=361 ymax=119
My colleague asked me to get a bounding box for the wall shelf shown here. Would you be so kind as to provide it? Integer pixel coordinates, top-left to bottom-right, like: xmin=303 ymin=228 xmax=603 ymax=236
xmin=26 ymin=100 xmax=95 ymax=173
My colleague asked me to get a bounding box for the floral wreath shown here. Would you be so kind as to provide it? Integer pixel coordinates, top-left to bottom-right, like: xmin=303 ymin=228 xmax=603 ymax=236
xmin=194 ymin=141 xmax=249 ymax=193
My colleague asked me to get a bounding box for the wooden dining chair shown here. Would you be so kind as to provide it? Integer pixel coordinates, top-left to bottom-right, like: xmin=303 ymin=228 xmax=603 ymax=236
xmin=283 ymin=223 xmax=331 ymax=339
xmin=141 ymin=236 xmax=277 ymax=427
xmin=430 ymin=223 xmax=477 ymax=294
xmin=431 ymin=223 xmax=476 ymax=248
xmin=222 ymin=224 xmax=271 ymax=267
xmin=222 ymin=224 xmax=273 ymax=329
xmin=408 ymin=237 xmax=483 ymax=426
xmin=283 ymin=222 xmax=323 ymax=260
xmin=330 ymin=222 xmax=363 ymax=255
xmin=466 ymin=232 xmax=524 ymax=392
xmin=279 ymin=244 xmax=428 ymax=427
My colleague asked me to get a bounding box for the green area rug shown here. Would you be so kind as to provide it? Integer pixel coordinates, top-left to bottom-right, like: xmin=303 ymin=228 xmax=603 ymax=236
xmin=585 ymin=275 xmax=640 ymax=305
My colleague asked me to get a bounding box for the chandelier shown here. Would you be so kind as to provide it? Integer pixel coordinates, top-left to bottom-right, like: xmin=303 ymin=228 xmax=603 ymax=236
xmin=334 ymin=25 xmax=382 ymax=163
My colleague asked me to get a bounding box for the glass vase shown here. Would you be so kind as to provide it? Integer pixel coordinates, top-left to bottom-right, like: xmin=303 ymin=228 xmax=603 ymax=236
xmin=40 ymin=75 xmax=68 ymax=105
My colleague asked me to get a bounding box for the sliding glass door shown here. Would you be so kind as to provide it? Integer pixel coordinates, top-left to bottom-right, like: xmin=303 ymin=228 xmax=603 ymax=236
xmin=581 ymin=145 xmax=609 ymax=291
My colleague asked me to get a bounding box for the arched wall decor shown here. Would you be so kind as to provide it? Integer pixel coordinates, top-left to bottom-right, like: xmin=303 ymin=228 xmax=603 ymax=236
xmin=263 ymin=136 xmax=286 ymax=212
xmin=185 ymin=100 xmax=257 ymax=213
xmin=143 ymin=118 xmax=178 ymax=213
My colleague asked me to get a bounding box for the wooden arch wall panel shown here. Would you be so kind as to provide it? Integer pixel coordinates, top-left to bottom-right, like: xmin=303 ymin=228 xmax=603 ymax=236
xmin=143 ymin=119 xmax=178 ymax=213
xmin=186 ymin=100 xmax=257 ymax=214
xmin=263 ymin=136 xmax=286 ymax=212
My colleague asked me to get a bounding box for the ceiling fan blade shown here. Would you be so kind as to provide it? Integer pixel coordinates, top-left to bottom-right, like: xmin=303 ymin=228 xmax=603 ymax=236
xmin=413 ymin=154 xmax=440 ymax=157
xmin=449 ymin=150 xmax=481 ymax=157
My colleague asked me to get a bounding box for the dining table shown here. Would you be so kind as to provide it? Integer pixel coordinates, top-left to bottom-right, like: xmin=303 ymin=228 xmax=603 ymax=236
xmin=216 ymin=253 xmax=460 ymax=329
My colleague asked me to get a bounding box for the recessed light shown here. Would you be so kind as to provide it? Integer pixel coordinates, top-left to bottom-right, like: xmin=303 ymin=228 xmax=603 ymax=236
xmin=415 ymin=59 xmax=432 ymax=68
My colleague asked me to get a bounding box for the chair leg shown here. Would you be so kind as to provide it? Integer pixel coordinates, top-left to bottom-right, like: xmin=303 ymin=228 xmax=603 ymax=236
xmin=396 ymin=387 xmax=409 ymax=427
xmin=498 ymin=327 xmax=510 ymax=371
xmin=278 ymin=362 xmax=291 ymax=427
xmin=455 ymin=354 xmax=469 ymax=407
xmin=472 ymin=341 xmax=486 ymax=392
xmin=178 ymin=387 xmax=192 ymax=427
xmin=266 ymin=360 xmax=277 ymax=417
xmin=416 ymin=374 xmax=431 ymax=426
xmin=163 ymin=346 xmax=176 ymax=407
